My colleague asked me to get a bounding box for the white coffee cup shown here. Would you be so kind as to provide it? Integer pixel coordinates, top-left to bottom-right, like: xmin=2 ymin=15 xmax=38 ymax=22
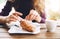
xmin=46 ymin=20 xmax=57 ymax=32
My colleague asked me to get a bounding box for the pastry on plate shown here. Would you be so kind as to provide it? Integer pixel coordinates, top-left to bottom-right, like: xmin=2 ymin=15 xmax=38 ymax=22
xmin=20 ymin=20 xmax=35 ymax=32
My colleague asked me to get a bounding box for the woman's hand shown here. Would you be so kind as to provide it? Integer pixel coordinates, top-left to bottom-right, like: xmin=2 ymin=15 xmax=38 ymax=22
xmin=25 ymin=9 xmax=41 ymax=22
xmin=6 ymin=12 xmax=23 ymax=23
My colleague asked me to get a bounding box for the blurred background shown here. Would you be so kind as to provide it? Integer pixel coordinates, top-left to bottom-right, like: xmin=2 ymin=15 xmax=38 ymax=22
xmin=0 ymin=0 xmax=7 ymax=12
xmin=45 ymin=0 xmax=60 ymax=20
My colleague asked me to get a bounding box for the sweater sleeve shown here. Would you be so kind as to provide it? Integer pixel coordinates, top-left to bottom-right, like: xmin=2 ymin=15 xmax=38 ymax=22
xmin=0 ymin=1 xmax=12 ymax=16
xmin=40 ymin=13 xmax=46 ymax=23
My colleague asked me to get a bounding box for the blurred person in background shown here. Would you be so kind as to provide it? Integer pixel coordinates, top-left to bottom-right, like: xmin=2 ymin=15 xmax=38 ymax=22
xmin=0 ymin=0 xmax=46 ymax=25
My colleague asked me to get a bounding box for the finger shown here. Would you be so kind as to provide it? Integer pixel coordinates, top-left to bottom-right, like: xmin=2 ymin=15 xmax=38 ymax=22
xmin=28 ymin=14 xmax=35 ymax=21
xmin=34 ymin=15 xmax=38 ymax=19
xmin=13 ymin=12 xmax=23 ymax=16
xmin=25 ymin=15 xmax=30 ymax=20
xmin=30 ymin=9 xmax=39 ymax=15
xmin=10 ymin=15 xmax=18 ymax=20
xmin=28 ymin=15 xmax=31 ymax=20
xmin=29 ymin=9 xmax=35 ymax=14
xmin=35 ymin=15 xmax=40 ymax=20
xmin=25 ymin=16 xmax=28 ymax=20
xmin=9 ymin=18 xmax=17 ymax=22
xmin=29 ymin=14 xmax=34 ymax=20
xmin=17 ymin=16 xmax=23 ymax=21
xmin=32 ymin=15 xmax=36 ymax=20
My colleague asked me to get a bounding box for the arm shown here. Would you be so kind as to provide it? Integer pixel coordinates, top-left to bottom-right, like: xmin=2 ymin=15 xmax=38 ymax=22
xmin=0 ymin=16 xmax=8 ymax=24
xmin=0 ymin=1 xmax=12 ymax=24
xmin=0 ymin=1 xmax=12 ymax=16
xmin=0 ymin=12 xmax=23 ymax=24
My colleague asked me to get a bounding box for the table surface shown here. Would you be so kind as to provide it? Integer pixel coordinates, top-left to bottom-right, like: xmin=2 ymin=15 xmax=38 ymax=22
xmin=0 ymin=25 xmax=60 ymax=39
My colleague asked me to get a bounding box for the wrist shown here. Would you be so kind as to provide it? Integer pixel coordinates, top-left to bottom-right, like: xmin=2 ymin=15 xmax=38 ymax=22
xmin=4 ymin=16 xmax=9 ymax=23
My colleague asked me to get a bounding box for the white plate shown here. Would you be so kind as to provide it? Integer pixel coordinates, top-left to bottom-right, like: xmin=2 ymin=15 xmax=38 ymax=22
xmin=8 ymin=22 xmax=41 ymax=34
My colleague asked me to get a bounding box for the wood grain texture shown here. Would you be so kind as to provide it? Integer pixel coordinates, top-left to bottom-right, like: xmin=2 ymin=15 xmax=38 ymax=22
xmin=0 ymin=26 xmax=60 ymax=39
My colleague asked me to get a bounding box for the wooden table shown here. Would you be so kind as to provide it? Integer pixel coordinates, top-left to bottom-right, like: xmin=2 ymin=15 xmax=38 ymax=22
xmin=0 ymin=25 xmax=60 ymax=39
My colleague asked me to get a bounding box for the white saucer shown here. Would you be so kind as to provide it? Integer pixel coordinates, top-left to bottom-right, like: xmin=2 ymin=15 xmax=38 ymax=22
xmin=8 ymin=22 xmax=41 ymax=34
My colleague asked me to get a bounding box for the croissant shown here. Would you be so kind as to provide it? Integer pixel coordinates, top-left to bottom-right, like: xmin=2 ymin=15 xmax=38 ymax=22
xmin=20 ymin=20 xmax=35 ymax=32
